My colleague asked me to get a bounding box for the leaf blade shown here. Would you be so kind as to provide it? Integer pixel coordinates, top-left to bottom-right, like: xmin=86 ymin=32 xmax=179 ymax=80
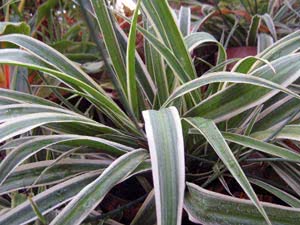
xmin=184 ymin=117 xmax=271 ymax=224
xmin=143 ymin=107 xmax=185 ymax=225
xmin=49 ymin=149 xmax=147 ymax=225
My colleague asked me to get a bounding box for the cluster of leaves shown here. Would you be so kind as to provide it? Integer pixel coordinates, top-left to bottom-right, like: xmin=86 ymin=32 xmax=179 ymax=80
xmin=178 ymin=0 xmax=300 ymax=48
xmin=0 ymin=0 xmax=300 ymax=225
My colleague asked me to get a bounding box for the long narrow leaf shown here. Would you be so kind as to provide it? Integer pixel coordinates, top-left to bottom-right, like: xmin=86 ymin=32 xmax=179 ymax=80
xmin=178 ymin=6 xmax=191 ymax=37
xmin=126 ymin=0 xmax=141 ymax=117
xmin=0 ymin=49 xmax=137 ymax=132
xmin=49 ymin=149 xmax=147 ymax=225
xmin=89 ymin=0 xmax=127 ymax=94
xmin=0 ymin=172 xmax=100 ymax=225
xmin=164 ymin=71 xmax=300 ymax=107
xmin=0 ymin=112 xmax=119 ymax=144
xmin=0 ymin=159 xmax=110 ymax=194
xmin=0 ymin=34 xmax=100 ymax=91
xmin=0 ymin=134 xmax=132 ymax=185
xmin=222 ymin=132 xmax=300 ymax=162
xmin=185 ymin=54 xmax=300 ymax=122
xmin=143 ymin=107 xmax=185 ymax=225
xmin=184 ymin=117 xmax=271 ymax=224
xmin=250 ymin=178 xmax=300 ymax=208
xmin=185 ymin=182 xmax=300 ymax=225
xmin=142 ymin=0 xmax=197 ymax=79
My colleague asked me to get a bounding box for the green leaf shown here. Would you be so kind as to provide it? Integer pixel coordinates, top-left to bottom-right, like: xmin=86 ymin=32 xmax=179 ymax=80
xmin=0 ymin=172 xmax=100 ymax=225
xmin=0 ymin=112 xmax=119 ymax=145
xmin=144 ymin=25 xmax=168 ymax=106
xmin=142 ymin=0 xmax=197 ymax=79
xmin=247 ymin=15 xmax=260 ymax=46
xmin=0 ymin=34 xmax=100 ymax=91
xmin=0 ymin=134 xmax=131 ymax=185
xmin=232 ymin=56 xmax=274 ymax=74
xmin=28 ymin=196 xmax=47 ymax=225
xmin=251 ymin=125 xmax=300 ymax=141
xmin=184 ymin=117 xmax=271 ymax=224
xmin=258 ymin=30 xmax=300 ymax=62
xmin=185 ymin=54 xmax=300 ymax=122
xmin=0 ymin=159 xmax=110 ymax=194
xmin=0 ymin=88 xmax=61 ymax=107
xmin=261 ymin=14 xmax=277 ymax=41
xmin=185 ymin=182 xmax=300 ymax=225
xmin=49 ymin=149 xmax=147 ymax=225
xmin=0 ymin=22 xmax=30 ymax=36
xmin=132 ymin=23 xmax=201 ymax=103
xmin=126 ymin=0 xmax=141 ymax=117
xmin=252 ymin=97 xmax=299 ymax=132
xmin=89 ymin=0 xmax=127 ymax=95
xmin=271 ymin=163 xmax=300 ymax=196
xmin=115 ymin=26 xmax=156 ymax=106
xmin=250 ymin=178 xmax=300 ymax=208
xmin=185 ymin=32 xmax=226 ymax=64
xmin=33 ymin=0 xmax=59 ymax=29
xmin=136 ymin=24 xmax=191 ymax=84
xmin=222 ymin=132 xmax=300 ymax=162
xmin=143 ymin=107 xmax=185 ymax=225
xmin=114 ymin=11 xmax=201 ymax=102
xmin=163 ymin=71 xmax=300 ymax=107
xmin=0 ymin=49 xmax=137 ymax=133
xmin=0 ymin=104 xmax=79 ymax=122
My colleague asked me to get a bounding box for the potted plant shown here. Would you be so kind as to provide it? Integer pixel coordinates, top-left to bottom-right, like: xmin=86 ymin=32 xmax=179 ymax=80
xmin=0 ymin=1 xmax=300 ymax=224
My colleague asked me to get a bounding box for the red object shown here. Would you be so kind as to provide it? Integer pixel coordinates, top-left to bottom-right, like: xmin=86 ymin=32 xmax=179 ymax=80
xmin=4 ymin=65 xmax=10 ymax=88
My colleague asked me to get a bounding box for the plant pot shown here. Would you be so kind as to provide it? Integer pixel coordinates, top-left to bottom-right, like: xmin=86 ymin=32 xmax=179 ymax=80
xmin=226 ymin=46 xmax=257 ymax=70
xmin=226 ymin=46 xmax=257 ymax=59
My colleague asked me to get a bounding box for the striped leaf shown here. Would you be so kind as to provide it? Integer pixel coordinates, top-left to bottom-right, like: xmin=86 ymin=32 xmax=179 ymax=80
xmin=0 ymin=49 xmax=137 ymax=133
xmin=185 ymin=182 xmax=300 ymax=225
xmin=184 ymin=117 xmax=271 ymax=224
xmin=178 ymin=6 xmax=191 ymax=37
xmin=164 ymin=71 xmax=300 ymax=107
xmin=250 ymin=178 xmax=300 ymax=208
xmin=49 ymin=149 xmax=147 ymax=225
xmin=185 ymin=32 xmax=226 ymax=64
xmin=142 ymin=0 xmax=197 ymax=80
xmin=126 ymin=0 xmax=141 ymax=117
xmin=0 ymin=159 xmax=110 ymax=194
xmin=0 ymin=34 xmax=100 ymax=91
xmin=89 ymin=0 xmax=127 ymax=95
xmin=0 ymin=134 xmax=133 ymax=185
xmin=222 ymin=132 xmax=300 ymax=162
xmin=0 ymin=172 xmax=100 ymax=225
xmin=185 ymin=54 xmax=300 ymax=122
xmin=0 ymin=112 xmax=119 ymax=144
xmin=143 ymin=107 xmax=185 ymax=225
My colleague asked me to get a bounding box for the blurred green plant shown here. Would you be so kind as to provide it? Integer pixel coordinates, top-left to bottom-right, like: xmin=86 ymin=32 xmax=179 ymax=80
xmin=182 ymin=0 xmax=300 ymax=48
